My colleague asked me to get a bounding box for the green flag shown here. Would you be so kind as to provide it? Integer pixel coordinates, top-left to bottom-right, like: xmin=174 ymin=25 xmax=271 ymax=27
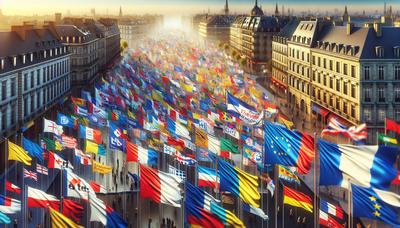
xmin=220 ymin=138 xmax=239 ymax=154
xmin=42 ymin=137 xmax=62 ymax=151
xmin=378 ymin=133 xmax=398 ymax=145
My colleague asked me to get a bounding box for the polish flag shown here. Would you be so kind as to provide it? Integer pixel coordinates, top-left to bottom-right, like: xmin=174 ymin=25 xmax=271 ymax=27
xmin=6 ymin=181 xmax=21 ymax=194
xmin=90 ymin=181 xmax=107 ymax=194
xmin=140 ymin=164 xmax=183 ymax=207
xmin=27 ymin=186 xmax=60 ymax=210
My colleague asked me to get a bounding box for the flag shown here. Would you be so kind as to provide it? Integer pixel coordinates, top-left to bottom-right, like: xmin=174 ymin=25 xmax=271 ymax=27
xmin=318 ymin=139 xmax=398 ymax=189
xmin=392 ymin=171 xmax=400 ymax=185
xmin=110 ymin=136 xmax=125 ymax=151
xmin=218 ymin=158 xmax=260 ymax=207
xmin=226 ymin=92 xmax=263 ymax=125
xmin=71 ymin=96 xmax=86 ymax=107
xmin=82 ymin=90 xmax=92 ymax=102
xmin=0 ymin=212 xmax=10 ymax=224
xmin=74 ymin=149 xmax=92 ymax=166
xmin=319 ymin=210 xmax=344 ymax=228
xmin=27 ymin=186 xmax=60 ymax=210
xmin=90 ymin=181 xmax=107 ymax=194
xmin=163 ymin=144 xmax=177 ymax=155
xmin=43 ymin=118 xmax=63 ymax=136
xmin=283 ymin=185 xmax=313 ymax=213
xmin=198 ymin=166 xmax=219 ymax=189
xmin=320 ymin=198 xmax=344 ymax=219
xmin=174 ymin=151 xmax=196 ymax=166
xmin=321 ymin=117 xmax=367 ymax=141
xmin=62 ymin=199 xmax=84 ymax=223
xmin=264 ymin=121 xmax=315 ymax=174
xmin=22 ymin=137 xmax=43 ymax=162
xmin=223 ymin=123 xmax=240 ymax=139
xmin=186 ymin=183 xmax=244 ymax=228
xmin=278 ymin=165 xmax=301 ymax=185
xmin=109 ymin=121 xmax=128 ymax=139
xmin=386 ymin=118 xmax=400 ymax=134
xmin=167 ymin=118 xmax=190 ymax=140
xmin=73 ymin=105 xmax=88 ymax=117
xmin=79 ymin=125 xmax=102 ymax=144
xmin=264 ymin=101 xmax=278 ymax=115
xmin=6 ymin=181 xmax=21 ymax=194
xmin=378 ymin=133 xmax=398 ymax=145
xmin=8 ymin=141 xmax=32 ymax=166
xmin=88 ymin=115 xmax=107 ymax=127
xmin=126 ymin=141 xmax=158 ymax=166
xmin=57 ymin=113 xmax=76 ymax=129
xmin=48 ymin=152 xmax=73 ymax=170
xmin=195 ymin=128 xmax=220 ymax=155
xmin=85 ymin=140 xmax=105 ymax=156
xmin=64 ymin=169 xmax=94 ymax=200
xmin=41 ymin=137 xmax=62 ymax=152
xmin=168 ymin=165 xmax=186 ymax=181
xmin=89 ymin=196 xmax=127 ymax=228
xmin=36 ymin=164 xmax=48 ymax=175
xmin=49 ymin=207 xmax=83 ymax=228
xmin=243 ymin=203 xmax=268 ymax=220
xmin=0 ymin=194 xmax=20 ymax=214
xmin=220 ymin=138 xmax=239 ymax=158
xmin=352 ymin=184 xmax=400 ymax=227
xmin=23 ymin=168 xmax=37 ymax=181
xmin=278 ymin=113 xmax=294 ymax=129
xmin=61 ymin=135 xmax=78 ymax=149
xmin=92 ymin=160 xmax=112 ymax=174
xmin=140 ymin=164 xmax=182 ymax=207
xmin=88 ymin=102 xmax=108 ymax=119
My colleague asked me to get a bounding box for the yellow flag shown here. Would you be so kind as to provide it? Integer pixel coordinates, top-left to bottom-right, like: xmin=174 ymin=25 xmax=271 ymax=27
xmin=8 ymin=141 xmax=32 ymax=166
xmin=92 ymin=160 xmax=112 ymax=174
xmin=85 ymin=140 xmax=99 ymax=154
xmin=49 ymin=207 xmax=83 ymax=228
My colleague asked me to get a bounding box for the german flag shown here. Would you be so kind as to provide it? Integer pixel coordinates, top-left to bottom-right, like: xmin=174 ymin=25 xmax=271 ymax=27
xmin=283 ymin=186 xmax=313 ymax=213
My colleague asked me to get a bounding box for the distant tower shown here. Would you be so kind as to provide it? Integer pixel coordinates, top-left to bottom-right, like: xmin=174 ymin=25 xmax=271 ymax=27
xmin=91 ymin=8 xmax=96 ymax=18
xmin=55 ymin=13 xmax=62 ymax=24
xmin=224 ymin=0 xmax=229 ymax=15
xmin=119 ymin=6 xmax=123 ymax=17
xmin=250 ymin=0 xmax=264 ymax=16
xmin=343 ymin=6 xmax=349 ymax=22
xmin=275 ymin=3 xmax=280 ymax=16
xmin=282 ymin=5 xmax=284 ymax=16
xmin=389 ymin=5 xmax=393 ymax=17
xmin=384 ymin=2 xmax=386 ymax=15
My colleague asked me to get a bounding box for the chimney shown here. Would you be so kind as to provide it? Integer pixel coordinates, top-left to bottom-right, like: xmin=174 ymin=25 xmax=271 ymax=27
xmin=373 ymin=22 xmax=382 ymax=37
xmin=346 ymin=22 xmax=354 ymax=35
xmin=11 ymin=24 xmax=34 ymax=40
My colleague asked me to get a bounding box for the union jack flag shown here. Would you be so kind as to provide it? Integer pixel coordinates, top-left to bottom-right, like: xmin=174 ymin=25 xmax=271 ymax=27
xmin=321 ymin=117 xmax=368 ymax=141
xmin=23 ymin=168 xmax=38 ymax=181
xmin=174 ymin=151 xmax=196 ymax=166
xmin=36 ymin=164 xmax=48 ymax=175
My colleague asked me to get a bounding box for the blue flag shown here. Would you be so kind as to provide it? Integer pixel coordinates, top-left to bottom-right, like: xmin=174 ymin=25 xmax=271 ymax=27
xmin=57 ymin=113 xmax=75 ymax=128
xmin=353 ymin=184 xmax=400 ymax=227
xmin=22 ymin=137 xmax=43 ymax=162
xmin=110 ymin=136 xmax=125 ymax=152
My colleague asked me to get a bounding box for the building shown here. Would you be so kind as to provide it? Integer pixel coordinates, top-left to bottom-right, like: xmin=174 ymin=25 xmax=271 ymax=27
xmin=198 ymin=14 xmax=236 ymax=44
xmin=97 ymin=18 xmax=121 ymax=68
xmin=118 ymin=15 xmax=163 ymax=48
xmin=0 ymin=23 xmax=71 ymax=138
xmin=271 ymin=18 xmax=299 ymax=96
xmin=273 ymin=19 xmax=400 ymax=143
xmin=229 ymin=0 xmax=283 ymax=73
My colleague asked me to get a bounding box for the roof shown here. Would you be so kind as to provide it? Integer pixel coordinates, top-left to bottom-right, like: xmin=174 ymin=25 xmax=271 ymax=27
xmin=55 ymin=25 xmax=98 ymax=43
xmin=277 ymin=18 xmax=300 ymax=38
xmin=361 ymin=26 xmax=400 ymax=59
xmin=233 ymin=16 xmax=280 ymax=32
xmin=200 ymin=15 xmax=236 ymax=27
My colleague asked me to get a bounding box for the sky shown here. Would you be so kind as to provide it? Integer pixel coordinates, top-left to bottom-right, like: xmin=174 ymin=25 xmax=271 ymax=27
xmin=0 ymin=0 xmax=398 ymax=16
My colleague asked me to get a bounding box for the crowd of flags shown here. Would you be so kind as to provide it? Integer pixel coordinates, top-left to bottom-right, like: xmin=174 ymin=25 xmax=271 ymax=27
xmin=0 ymin=33 xmax=400 ymax=228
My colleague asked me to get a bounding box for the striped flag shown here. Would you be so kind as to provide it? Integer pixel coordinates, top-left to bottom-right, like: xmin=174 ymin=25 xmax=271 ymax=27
xmin=23 ymin=168 xmax=38 ymax=181
xmin=36 ymin=164 xmax=48 ymax=175
xmin=6 ymin=181 xmax=21 ymax=194
xmin=174 ymin=151 xmax=196 ymax=166
xmin=61 ymin=134 xmax=77 ymax=149
xmin=74 ymin=149 xmax=92 ymax=166
xmin=321 ymin=117 xmax=367 ymax=141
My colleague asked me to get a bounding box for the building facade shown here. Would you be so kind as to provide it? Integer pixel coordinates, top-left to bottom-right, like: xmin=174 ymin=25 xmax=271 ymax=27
xmin=0 ymin=24 xmax=70 ymax=138
xmin=272 ymin=19 xmax=400 ymax=143
xmin=198 ymin=15 xmax=236 ymax=45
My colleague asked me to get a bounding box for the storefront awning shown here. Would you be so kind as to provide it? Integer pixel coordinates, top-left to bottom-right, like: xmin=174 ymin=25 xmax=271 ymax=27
xmin=312 ymin=103 xmax=330 ymax=117
xmin=271 ymin=77 xmax=288 ymax=89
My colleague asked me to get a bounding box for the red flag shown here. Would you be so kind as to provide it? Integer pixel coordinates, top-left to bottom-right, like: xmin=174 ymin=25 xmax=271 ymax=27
xmin=6 ymin=181 xmax=21 ymax=194
xmin=392 ymin=171 xmax=400 ymax=185
xmin=89 ymin=181 xmax=107 ymax=193
xmin=386 ymin=118 xmax=400 ymax=134
xmin=62 ymin=199 xmax=84 ymax=223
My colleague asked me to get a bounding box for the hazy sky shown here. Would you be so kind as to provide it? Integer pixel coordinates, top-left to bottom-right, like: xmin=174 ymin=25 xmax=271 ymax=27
xmin=0 ymin=0 xmax=398 ymax=16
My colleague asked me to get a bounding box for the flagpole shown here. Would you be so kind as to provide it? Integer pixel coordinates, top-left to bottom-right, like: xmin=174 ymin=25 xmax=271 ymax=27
xmin=274 ymin=164 xmax=278 ymax=228
xmin=60 ymin=168 xmax=63 ymax=213
xmin=348 ymin=178 xmax=352 ymax=228
xmin=313 ymin=132 xmax=318 ymax=228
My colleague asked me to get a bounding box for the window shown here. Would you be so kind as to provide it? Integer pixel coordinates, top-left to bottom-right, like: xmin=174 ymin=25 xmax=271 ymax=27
xmin=364 ymin=108 xmax=372 ymax=121
xmin=24 ymin=97 xmax=28 ymax=116
xmin=10 ymin=107 xmax=15 ymax=125
xmin=364 ymin=66 xmax=370 ymax=80
xmin=395 ymin=87 xmax=400 ymax=102
xmin=22 ymin=55 xmax=26 ymax=64
xmin=351 ymin=65 xmax=356 ymax=77
xmin=336 ymin=62 xmax=340 ymax=73
xmin=36 ymin=69 xmax=40 ymax=86
xmin=351 ymin=105 xmax=356 ymax=118
xmin=395 ymin=109 xmax=400 ymax=121
xmin=1 ymin=81 xmax=6 ymax=101
xmin=0 ymin=59 xmax=4 ymax=70
xmin=11 ymin=78 xmax=15 ymax=97
xmin=24 ymin=74 xmax=28 ymax=91
xmin=378 ymin=87 xmax=385 ymax=102
xmin=30 ymin=72 xmax=34 ymax=88
xmin=343 ymin=101 xmax=348 ymax=114
xmin=329 ymin=60 xmax=333 ymax=71
xmin=36 ymin=92 xmax=40 ymax=108
xmin=343 ymin=64 xmax=348 ymax=75
xmin=43 ymin=68 xmax=46 ymax=83
xmin=330 ymin=96 xmax=333 ymax=106
xmin=329 ymin=77 xmax=333 ymax=89
xmin=1 ymin=110 xmax=5 ymax=130
xmin=323 ymin=75 xmax=327 ymax=86
xmin=378 ymin=66 xmax=384 ymax=80
xmin=323 ymin=58 xmax=326 ymax=68
xmin=336 ymin=98 xmax=340 ymax=109
xmin=336 ymin=79 xmax=340 ymax=92
xmin=13 ymin=57 xmax=17 ymax=67
xmin=30 ymin=95 xmax=34 ymax=113
xmin=395 ymin=66 xmax=400 ymax=80
xmin=343 ymin=82 xmax=348 ymax=95
xmin=364 ymin=88 xmax=371 ymax=102
xmin=378 ymin=109 xmax=386 ymax=122
xmin=351 ymin=84 xmax=356 ymax=98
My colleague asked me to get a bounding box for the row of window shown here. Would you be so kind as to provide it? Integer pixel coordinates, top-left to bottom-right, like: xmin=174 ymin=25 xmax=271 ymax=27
xmin=313 ymin=73 xmax=357 ymax=98
xmin=363 ymin=87 xmax=400 ymax=102
xmin=314 ymin=92 xmax=357 ymax=118
xmin=363 ymin=66 xmax=400 ymax=80
xmin=312 ymin=56 xmax=357 ymax=77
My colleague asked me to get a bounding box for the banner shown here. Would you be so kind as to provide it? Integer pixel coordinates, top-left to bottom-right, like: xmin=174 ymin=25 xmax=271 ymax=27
xmin=92 ymin=160 xmax=112 ymax=174
xmin=227 ymin=93 xmax=263 ymax=125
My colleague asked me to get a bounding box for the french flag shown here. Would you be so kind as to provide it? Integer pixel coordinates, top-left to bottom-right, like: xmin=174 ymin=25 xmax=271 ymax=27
xmin=198 ymin=166 xmax=219 ymax=189
xmin=126 ymin=141 xmax=158 ymax=166
xmin=89 ymin=196 xmax=127 ymax=228
xmin=0 ymin=194 xmax=20 ymax=214
xmin=27 ymin=186 xmax=60 ymax=211
xmin=140 ymin=164 xmax=183 ymax=207
xmin=320 ymin=199 xmax=343 ymax=219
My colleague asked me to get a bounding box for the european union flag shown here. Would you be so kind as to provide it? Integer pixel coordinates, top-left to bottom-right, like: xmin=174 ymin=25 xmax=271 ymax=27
xmin=352 ymin=184 xmax=400 ymax=227
xmin=264 ymin=121 xmax=315 ymax=174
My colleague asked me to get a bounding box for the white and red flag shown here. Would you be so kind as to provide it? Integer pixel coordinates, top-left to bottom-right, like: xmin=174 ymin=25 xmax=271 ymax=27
xmin=89 ymin=181 xmax=107 ymax=194
xmin=48 ymin=152 xmax=73 ymax=170
xmin=74 ymin=149 xmax=92 ymax=166
xmin=43 ymin=118 xmax=63 ymax=136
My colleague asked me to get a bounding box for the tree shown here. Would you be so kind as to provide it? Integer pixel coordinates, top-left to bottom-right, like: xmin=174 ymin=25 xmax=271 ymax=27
xmin=120 ymin=40 xmax=128 ymax=53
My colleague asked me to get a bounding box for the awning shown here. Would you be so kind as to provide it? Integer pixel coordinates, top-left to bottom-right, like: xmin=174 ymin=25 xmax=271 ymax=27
xmin=271 ymin=77 xmax=288 ymax=89
xmin=312 ymin=103 xmax=330 ymax=117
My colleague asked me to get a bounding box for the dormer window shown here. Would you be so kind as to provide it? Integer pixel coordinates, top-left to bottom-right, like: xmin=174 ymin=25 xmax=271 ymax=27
xmin=72 ymin=37 xmax=76 ymax=43
xmin=55 ymin=48 xmax=58 ymax=55
xmin=50 ymin=49 xmax=53 ymax=57
xmin=30 ymin=53 xmax=33 ymax=62
xmin=13 ymin=57 xmax=17 ymax=67
xmin=22 ymin=55 xmax=26 ymax=64
xmin=79 ymin=36 xmax=82 ymax=43
xmin=394 ymin=46 xmax=400 ymax=58
xmin=64 ymin=46 xmax=66 ymax=53
xmin=44 ymin=50 xmax=47 ymax=59
xmin=375 ymin=46 xmax=384 ymax=58
xmin=66 ymin=36 xmax=69 ymax=43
